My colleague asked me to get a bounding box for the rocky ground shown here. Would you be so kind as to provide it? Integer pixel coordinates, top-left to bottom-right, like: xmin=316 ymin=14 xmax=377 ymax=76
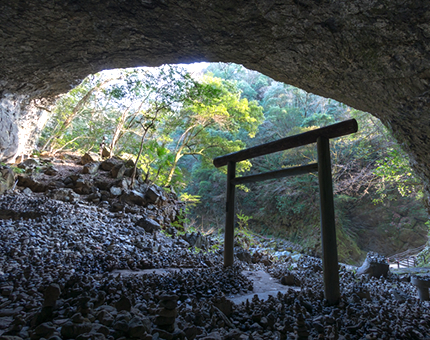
xmin=0 ymin=154 xmax=430 ymax=339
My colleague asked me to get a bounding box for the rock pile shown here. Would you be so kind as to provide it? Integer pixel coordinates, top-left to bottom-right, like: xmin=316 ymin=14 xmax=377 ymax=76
xmin=1 ymin=155 xmax=430 ymax=339
xmin=10 ymin=154 xmax=185 ymax=232
xmin=154 ymin=294 xmax=179 ymax=336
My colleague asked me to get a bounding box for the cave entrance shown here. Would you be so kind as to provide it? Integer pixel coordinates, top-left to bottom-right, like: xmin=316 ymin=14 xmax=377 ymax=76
xmin=214 ymin=119 xmax=358 ymax=305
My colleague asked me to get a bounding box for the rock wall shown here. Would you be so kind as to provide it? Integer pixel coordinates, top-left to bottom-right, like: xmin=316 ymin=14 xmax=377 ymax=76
xmin=1 ymin=1 xmax=430 ymax=194
xmin=0 ymin=94 xmax=50 ymax=162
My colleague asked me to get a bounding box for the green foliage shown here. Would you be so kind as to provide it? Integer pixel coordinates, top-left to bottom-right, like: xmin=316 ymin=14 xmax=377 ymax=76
xmin=40 ymin=65 xmax=264 ymax=192
xmin=11 ymin=166 xmax=25 ymax=174
xmin=301 ymin=113 xmax=335 ymax=127
xmin=170 ymin=193 xmax=201 ymax=231
xmin=373 ymin=145 xmax=423 ymax=203
xmin=40 ymin=61 xmax=427 ymax=265
xmin=237 ymin=212 xmax=252 ymax=229
xmin=188 ymin=62 xmax=426 ymax=265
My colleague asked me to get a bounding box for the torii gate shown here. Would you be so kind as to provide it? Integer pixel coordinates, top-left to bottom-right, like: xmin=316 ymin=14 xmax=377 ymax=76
xmin=213 ymin=119 xmax=358 ymax=305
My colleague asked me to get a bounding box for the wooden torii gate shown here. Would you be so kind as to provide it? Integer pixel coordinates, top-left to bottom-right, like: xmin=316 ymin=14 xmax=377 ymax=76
xmin=213 ymin=119 xmax=358 ymax=305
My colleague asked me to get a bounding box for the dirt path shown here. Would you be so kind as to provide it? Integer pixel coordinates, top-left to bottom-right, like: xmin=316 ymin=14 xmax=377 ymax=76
xmin=112 ymin=268 xmax=299 ymax=305
xmin=227 ymin=270 xmax=300 ymax=305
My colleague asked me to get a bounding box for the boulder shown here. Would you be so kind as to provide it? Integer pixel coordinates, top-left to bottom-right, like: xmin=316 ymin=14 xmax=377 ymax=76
xmin=17 ymin=158 xmax=39 ymax=169
xmin=80 ymin=152 xmax=100 ymax=165
xmin=280 ymin=273 xmax=301 ymax=286
xmin=235 ymin=248 xmax=252 ymax=263
xmin=110 ymin=186 xmax=122 ymax=196
xmin=124 ymin=159 xmax=135 ymax=168
xmin=145 ymin=185 xmax=163 ymax=203
xmin=183 ymin=232 xmax=209 ymax=250
xmin=0 ymin=167 xmax=15 ymax=194
xmin=44 ymin=165 xmax=58 ymax=176
xmin=17 ymin=175 xmax=47 ymax=192
xmin=110 ymin=164 xmax=126 ymax=178
xmin=120 ymin=190 xmax=146 ymax=206
xmin=82 ymin=162 xmax=100 ymax=174
xmin=136 ymin=217 xmax=161 ymax=233
xmin=60 ymin=321 xmax=92 ymax=339
xmin=356 ymin=252 xmax=389 ymax=278
xmin=114 ymin=178 xmax=132 ymax=190
xmin=101 ymin=146 xmax=111 ymax=158
xmin=115 ymin=297 xmax=131 ymax=312
xmin=51 ymin=188 xmax=81 ymax=203
xmin=94 ymin=179 xmax=111 ymax=191
xmin=73 ymin=178 xmax=93 ymax=194
xmin=100 ymin=158 xmax=122 ymax=171
xmin=43 ymin=284 xmax=61 ymax=307
xmin=124 ymin=167 xmax=141 ymax=178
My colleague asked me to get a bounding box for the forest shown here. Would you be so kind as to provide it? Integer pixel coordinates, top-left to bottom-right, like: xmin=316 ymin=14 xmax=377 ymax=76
xmin=38 ymin=63 xmax=428 ymax=265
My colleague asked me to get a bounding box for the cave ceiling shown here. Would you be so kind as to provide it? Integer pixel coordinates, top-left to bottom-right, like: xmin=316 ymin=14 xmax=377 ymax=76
xmin=1 ymin=0 xmax=430 ymax=195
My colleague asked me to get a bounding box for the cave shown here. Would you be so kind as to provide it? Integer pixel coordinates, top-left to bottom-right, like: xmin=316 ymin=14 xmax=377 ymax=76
xmin=1 ymin=0 xmax=430 ymax=204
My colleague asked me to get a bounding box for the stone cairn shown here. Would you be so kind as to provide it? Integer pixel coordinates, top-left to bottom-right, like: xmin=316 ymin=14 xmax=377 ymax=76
xmin=154 ymin=293 xmax=179 ymax=333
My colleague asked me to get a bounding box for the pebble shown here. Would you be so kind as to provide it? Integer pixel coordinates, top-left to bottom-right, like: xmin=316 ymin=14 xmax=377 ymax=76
xmin=0 ymin=171 xmax=429 ymax=339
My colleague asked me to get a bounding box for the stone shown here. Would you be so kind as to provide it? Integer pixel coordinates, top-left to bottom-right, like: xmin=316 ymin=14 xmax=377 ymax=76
xmin=145 ymin=186 xmax=161 ymax=203
xmin=154 ymin=316 xmax=176 ymax=327
xmin=96 ymin=311 xmax=114 ymax=327
xmin=74 ymin=178 xmax=93 ymax=194
xmin=100 ymin=158 xmax=121 ymax=171
xmin=115 ymin=297 xmax=131 ymax=312
xmin=235 ymin=248 xmax=252 ymax=263
xmin=124 ymin=167 xmax=142 ymax=179
xmin=17 ymin=158 xmax=38 ymax=169
xmin=94 ymin=179 xmax=111 ymax=191
xmin=110 ymin=164 xmax=126 ymax=178
xmin=183 ymin=326 xmax=200 ymax=340
xmin=183 ymin=232 xmax=208 ymax=248
xmin=51 ymin=188 xmax=80 ymax=203
xmin=280 ymin=273 xmax=300 ymax=286
xmin=81 ymin=152 xmax=100 ymax=165
xmin=128 ymin=316 xmax=151 ymax=337
xmin=201 ymin=331 xmax=222 ymax=340
xmin=44 ymin=166 xmax=58 ymax=176
xmin=159 ymin=300 xmax=178 ymax=310
xmin=60 ymin=321 xmax=92 ymax=339
xmin=121 ymin=190 xmax=146 ymax=206
xmin=110 ymin=186 xmax=122 ymax=196
xmin=76 ymin=333 xmax=106 ymax=340
xmin=82 ymin=162 xmax=100 ymax=174
xmin=0 ymin=167 xmax=15 ymax=194
xmin=101 ymin=147 xmax=111 ymax=158
xmin=356 ymin=252 xmax=389 ymax=278
xmin=113 ymin=319 xmax=129 ymax=332
xmin=157 ymin=308 xmax=178 ymax=318
xmin=213 ymin=297 xmax=233 ymax=317
xmin=34 ymin=322 xmax=56 ymax=337
xmin=22 ymin=187 xmax=33 ymax=195
xmin=136 ymin=217 xmax=161 ymax=233
xmin=91 ymin=324 xmax=110 ymax=336
xmin=43 ymin=283 xmax=61 ymax=307
xmin=17 ymin=175 xmax=47 ymax=192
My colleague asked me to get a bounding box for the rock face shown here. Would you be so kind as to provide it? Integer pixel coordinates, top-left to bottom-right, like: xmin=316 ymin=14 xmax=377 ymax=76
xmin=1 ymin=1 xmax=430 ymax=199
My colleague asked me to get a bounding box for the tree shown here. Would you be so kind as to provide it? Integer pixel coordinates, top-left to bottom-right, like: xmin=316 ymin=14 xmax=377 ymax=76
xmin=162 ymin=76 xmax=264 ymax=186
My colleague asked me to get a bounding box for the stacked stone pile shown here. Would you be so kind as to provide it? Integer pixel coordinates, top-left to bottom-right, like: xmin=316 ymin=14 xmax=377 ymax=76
xmin=1 ymin=155 xmax=430 ymax=338
xmin=153 ymin=294 xmax=180 ymax=338
xmin=8 ymin=154 xmax=185 ymax=232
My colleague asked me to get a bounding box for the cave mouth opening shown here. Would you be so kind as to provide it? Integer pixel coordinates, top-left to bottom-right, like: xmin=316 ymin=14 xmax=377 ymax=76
xmin=32 ymin=61 xmax=427 ymax=266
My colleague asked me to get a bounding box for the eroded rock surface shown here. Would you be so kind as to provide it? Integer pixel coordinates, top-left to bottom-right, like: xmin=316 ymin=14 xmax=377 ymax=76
xmin=1 ymin=1 xmax=430 ymax=198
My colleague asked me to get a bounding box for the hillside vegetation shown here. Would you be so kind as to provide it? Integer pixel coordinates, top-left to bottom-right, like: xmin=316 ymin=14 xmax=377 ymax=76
xmin=38 ymin=63 xmax=428 ymax=265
